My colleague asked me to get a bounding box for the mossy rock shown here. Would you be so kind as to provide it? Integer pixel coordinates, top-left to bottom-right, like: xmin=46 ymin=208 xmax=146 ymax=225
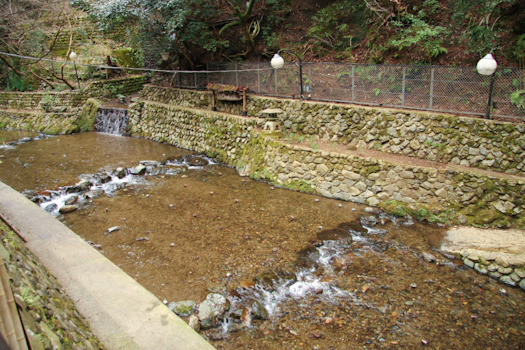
xmin=481 ymin=179 xmax=498 ymax=192
xmin=467 ymin=208 xmax=503 ymax=225
xmin=284 ymin=179 xmax=314 ymax=193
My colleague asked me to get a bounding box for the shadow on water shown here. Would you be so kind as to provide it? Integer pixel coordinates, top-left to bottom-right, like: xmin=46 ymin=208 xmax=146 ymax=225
xmin=0 ymin=130 xmax=524 ymax=349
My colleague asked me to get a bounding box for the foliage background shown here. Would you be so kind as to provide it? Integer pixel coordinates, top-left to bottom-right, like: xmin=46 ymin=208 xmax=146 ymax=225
xmin=0 ymin=0 xmax=524 ymax=91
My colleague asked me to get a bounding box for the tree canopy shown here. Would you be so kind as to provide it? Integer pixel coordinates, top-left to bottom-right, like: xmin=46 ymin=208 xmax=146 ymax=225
xmin=1 ymin=0 xmax=524 ymax=91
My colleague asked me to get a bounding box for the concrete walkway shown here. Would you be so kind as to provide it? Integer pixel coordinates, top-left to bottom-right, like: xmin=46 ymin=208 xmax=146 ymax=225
xmin=0 ymin=181 xmax=214 ymax=350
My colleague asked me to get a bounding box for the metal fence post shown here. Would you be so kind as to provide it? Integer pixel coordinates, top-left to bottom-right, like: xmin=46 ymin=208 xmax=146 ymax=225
xmin=402 ymin=66 xmax=406 ymax=107
xmin=429 ymin=68 xmax=435 ymax=109
xmin=306 ymin=63 xmax=311 ymax=96
xmin=351 ymin=65 xmax=355 ymax=101
xmin=274 ymin=69 xmax=278 ymax=95
xmin=257 ymin=60 xmax=261 ymax=94
xmin=206 ymin=62 xmax=209 ymax=87
xmin=235 ymin=63 xmax=239 ymax=86
xmin=194 ymin=71 xmax=197 ymax=89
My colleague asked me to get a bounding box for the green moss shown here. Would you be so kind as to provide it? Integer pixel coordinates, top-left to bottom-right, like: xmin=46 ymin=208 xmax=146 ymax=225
xmin=42 ymin=127 xmax=60 ymax=135
xmin=379 ymin=200 xmax=456 ymax=225
xmin=482 ymin=179 xmax=498 ymax=192
xmin=379 ymin=200 xmax=409 ymax=218
xmin=249 ymin=168 xmax=277 ymax=184
xmin=283 ymin=179 xmax=314 ymax=193
xmin=464 ymin=208 xmax=503 ymax=226
xmin=366 ymin=165 xmax=381 ymax=174
xmin=112 ymin=48 xmax=143 ymax=68
xmin=478 ymin=131 xmax=495 ymax=139
xmin=75 ymin=98 xmax=101 ymax=132
xmin=504 ymin=124 xmax=515 ymax=133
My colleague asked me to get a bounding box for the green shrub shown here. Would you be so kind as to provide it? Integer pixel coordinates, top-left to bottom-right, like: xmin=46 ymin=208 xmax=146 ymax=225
xmin=112 ymin=48 xmax=144 ymax=68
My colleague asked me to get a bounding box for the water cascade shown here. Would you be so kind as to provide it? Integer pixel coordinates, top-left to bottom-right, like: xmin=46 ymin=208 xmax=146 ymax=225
xmin=95 ymin=108 xmax=129 ymax=135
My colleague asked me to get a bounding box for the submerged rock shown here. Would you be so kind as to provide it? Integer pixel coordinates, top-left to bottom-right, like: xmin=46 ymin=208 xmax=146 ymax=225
xmin=59 ymin=205 xmax=78 ymax=214
xmin=64 ymin=196 xmax=78 ymax=205
xmin=98 ymin=175 xmax=112 ymax=184
xmin=360 ymin=215 xmax=379 ymax=227
xmin=422 ymin=252 xmax=437 ymax=263
xmin=64 ymin=180 xmax=92 ymax=194
xmin=114 ymin=167 xmax=127 ymax=179
xmin=184 ymin=155 xmax=209 ymax=167
xmin=198 ymin=293 xmax=229 ymax=329
xmin=168 ymin=300 xmax=196 ymax=317
xmin=42 ymin=203 xmax=57 ymax=213
xmin=188 ymin=315 xmax=200 ymax=331
xmin=84 ymin=188 xmax=105 ymax=199
xmin=140 ymin=160 xmax=162 ymax=167
xmin=129 ymin=164 xmax=147 ymax=175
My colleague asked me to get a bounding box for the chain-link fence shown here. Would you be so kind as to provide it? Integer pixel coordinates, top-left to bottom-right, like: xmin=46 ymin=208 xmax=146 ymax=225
xmin=156 ymin=61 xmax=525 ymax=120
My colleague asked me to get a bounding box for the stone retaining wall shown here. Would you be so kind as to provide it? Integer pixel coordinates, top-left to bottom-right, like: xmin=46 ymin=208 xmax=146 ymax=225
xmin=247 ymin=139 xmax=524 ymax=228
xmin=0 ymin=98 xmax=103 ymax=135
xmin=0 ymin=76 xmax=145 ymax=134
xmin=463 ymin=250 xmax=525 ymax=289
xmin=0 ymin=91 xmax=86 ymax=113
xmin=0 ymin=111 xmax=85 ymax=134
xmin=129 ymin=96 xmax=525 ymax=229
xmin=88 ymin=75 xmax=147 ymax=97
xmin=0 ymin=220 xmax=103 ymax=349
xmin=0 ymin=76 xmax=146 ymax=113
xmin=140 ymin=86 xmax=525 ymax=177
xmin=128 ymin=101 xmax=263 ymax=164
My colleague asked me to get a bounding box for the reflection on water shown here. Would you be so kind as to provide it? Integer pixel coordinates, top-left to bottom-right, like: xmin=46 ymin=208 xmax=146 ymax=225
xmin=0 ymin=130 xmax=524 ymax=349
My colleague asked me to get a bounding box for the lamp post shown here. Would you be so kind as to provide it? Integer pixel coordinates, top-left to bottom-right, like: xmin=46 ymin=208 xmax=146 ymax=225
xmin=69 ymin=51 xmax=80 ymax=90
xmin=271 ymin=49 xmax=304 ymax=99
xmin=476 ymin=53 xmax=497 ymax=119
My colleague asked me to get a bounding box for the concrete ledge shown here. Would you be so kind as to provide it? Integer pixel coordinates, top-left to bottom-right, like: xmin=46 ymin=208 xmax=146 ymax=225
xmin=441 ymin=226 xmax=525 ymax=289
xmin=0 ymin=181 xmax=214 ymax=350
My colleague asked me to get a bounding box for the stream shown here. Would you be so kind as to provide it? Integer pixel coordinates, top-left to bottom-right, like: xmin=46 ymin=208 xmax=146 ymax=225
xmin=0 ymin=130 xmax=523 ymax=349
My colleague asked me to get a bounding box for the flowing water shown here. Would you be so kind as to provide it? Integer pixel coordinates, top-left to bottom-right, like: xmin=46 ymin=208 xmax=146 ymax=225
xmin=94 ymin=108 xmax=129 ymax=135
xmin=0 ymin=130 xmax=524 ymax=349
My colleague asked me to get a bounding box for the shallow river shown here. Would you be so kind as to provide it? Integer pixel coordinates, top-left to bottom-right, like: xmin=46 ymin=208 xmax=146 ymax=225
xmin=0 ymin=130 xmax=523 ymax=349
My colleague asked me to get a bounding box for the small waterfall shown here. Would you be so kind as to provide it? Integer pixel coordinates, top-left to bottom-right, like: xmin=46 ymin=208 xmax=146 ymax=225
xmin=95 ymin=108 xmax=129 ymax=135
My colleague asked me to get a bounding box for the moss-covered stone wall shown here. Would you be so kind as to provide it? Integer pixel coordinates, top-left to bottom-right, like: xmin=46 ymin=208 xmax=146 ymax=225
xmin=87 ymin=76 xmax=147 ymax=97
xmin=0 ymin=220 xmax=104 ymax=349
xmin=0 ymin=76 xmax=145 ymax=112
xmin=0 ymin=111 xmax=84 ymax=134
xmin=240 ymin=138 xmax=524 ymax=229
xmin=131 ymin=86 xmax=525 ymax=229
xmin=140 ymin=86 xmax=525 ymax=177
xmin=128 ymin=101 xmax=263 ymax=165
xmin=0 ymin=76 xmax=145 ymax=134
xmin=0 ymin=91 xmax=86 ymax=113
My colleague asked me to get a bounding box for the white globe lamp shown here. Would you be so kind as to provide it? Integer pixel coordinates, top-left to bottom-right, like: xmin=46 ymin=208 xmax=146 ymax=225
xmin=476 ymin=53 xmax=497 ymax=76
xmin=271 ymin=53 xmax=285 ymax=69
xmin=69 ymin=51 xmax=78 ymax=62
